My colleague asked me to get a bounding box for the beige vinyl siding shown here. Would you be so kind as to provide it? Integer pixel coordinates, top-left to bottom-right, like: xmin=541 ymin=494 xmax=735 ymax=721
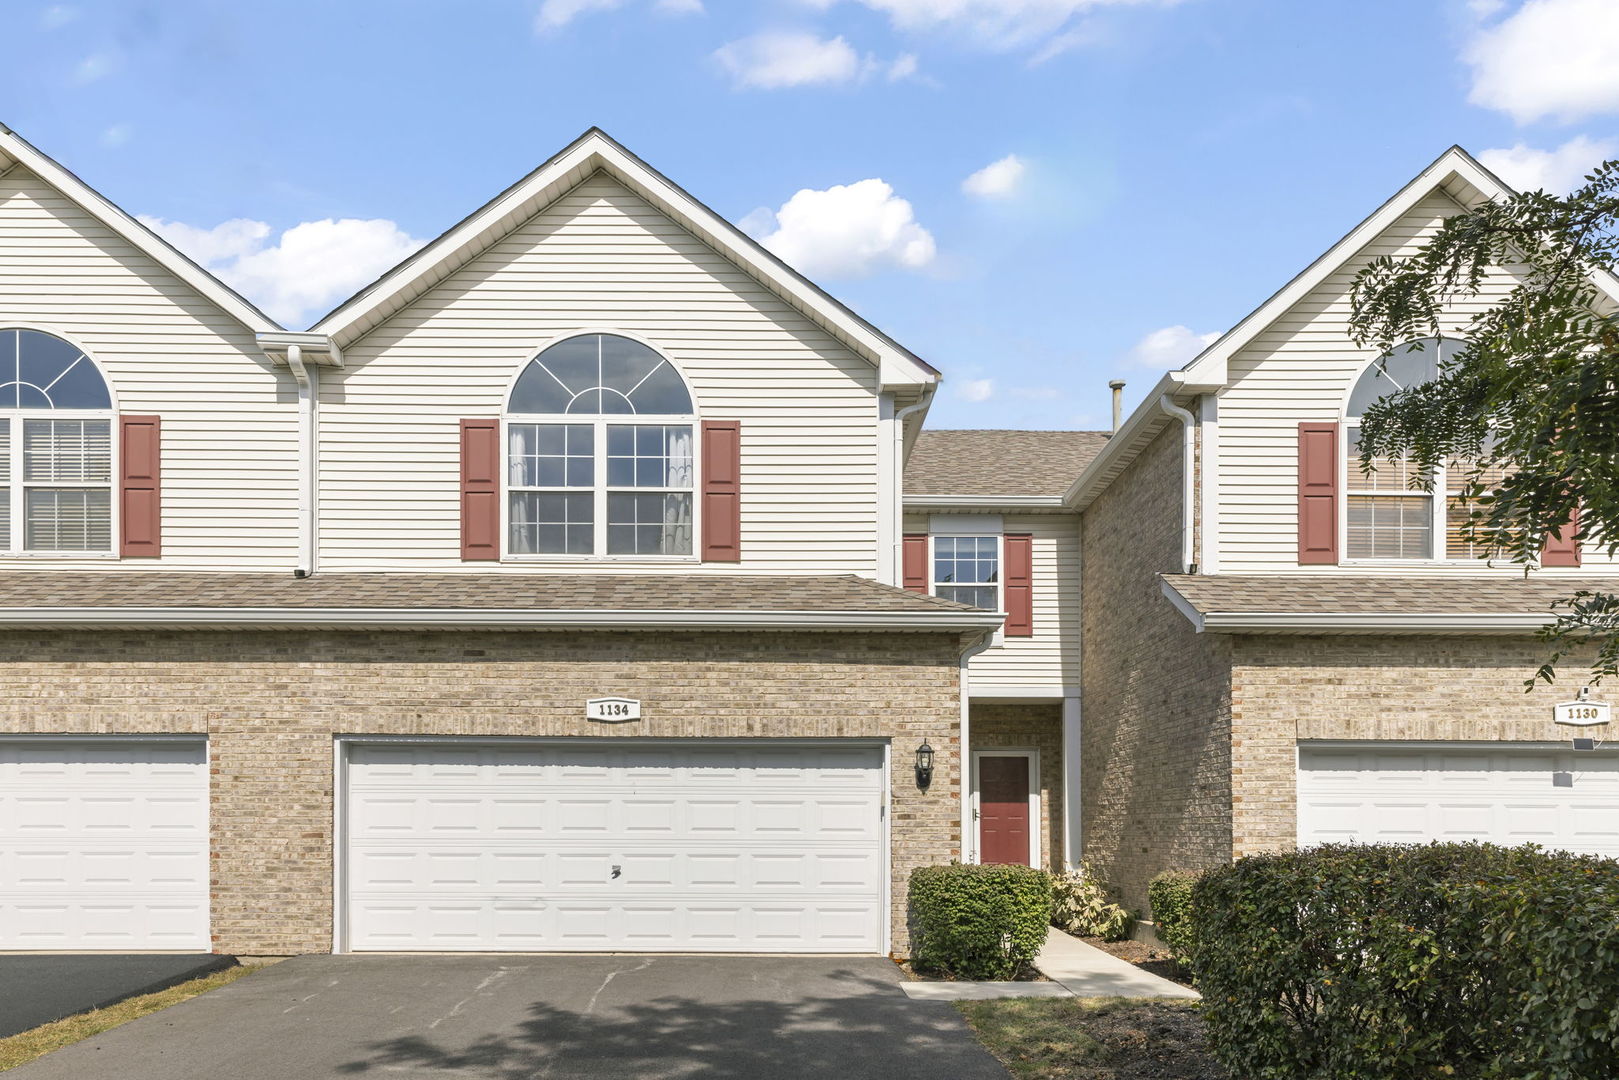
xmin=969 ymin=514 xmax=1079 ymax=691
xmin=903 ymin=512 xmax=1078 ymax=692
xmin=0 ymin=167 xmax=297 ymax=569
xmin=320 ymin=174 xmax=880 ymax=573
xmin=1214 ymin=189 xmax=1617 ymax=574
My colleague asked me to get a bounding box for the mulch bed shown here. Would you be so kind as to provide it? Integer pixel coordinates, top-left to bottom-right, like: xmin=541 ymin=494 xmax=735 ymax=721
xmin=1079 ymin=937 xmax=1195 ymax=988
xmin=894 ymin=957 xmax=1049 ymax=981
xmin=957 ymin=997 xmax=1227 ymax=1080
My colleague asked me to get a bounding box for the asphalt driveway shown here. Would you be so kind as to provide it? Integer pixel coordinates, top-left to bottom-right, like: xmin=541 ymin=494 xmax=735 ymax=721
xmin=0 ymin=954 xmax=231 ymax=1039
xmin=8 ymin=954 xmax=1010 ymax=1079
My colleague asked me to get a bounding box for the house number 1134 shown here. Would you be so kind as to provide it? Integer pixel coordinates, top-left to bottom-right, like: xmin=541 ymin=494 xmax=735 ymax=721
xmin=586 ymin=697 xmax=641 ymax=723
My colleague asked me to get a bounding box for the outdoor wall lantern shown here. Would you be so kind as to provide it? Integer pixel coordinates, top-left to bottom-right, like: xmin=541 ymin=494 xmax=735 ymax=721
xmin=915 ymin=740 xmax=935 ymax=789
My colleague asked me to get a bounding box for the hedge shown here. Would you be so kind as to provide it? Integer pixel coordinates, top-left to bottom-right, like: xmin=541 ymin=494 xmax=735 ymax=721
xmin=1146 ymin=870 xmax=1199 ymax=964
xmin=1192 ymin=843 xmax=1619 ymax=1080
xmin=909 ymin=863 xmax=1053 ymax=979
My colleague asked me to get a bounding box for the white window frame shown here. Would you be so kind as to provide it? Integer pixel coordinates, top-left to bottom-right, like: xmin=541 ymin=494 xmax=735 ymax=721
xmin=501 ymin=415 xmax=700 ymax=562
xmin=928 ymin=527 xmax=1004 ymax=612
xmin=0 ymin=326 xmax=118 ymax=559
xmin=968 ymin=748 xmax=1042 ymax=870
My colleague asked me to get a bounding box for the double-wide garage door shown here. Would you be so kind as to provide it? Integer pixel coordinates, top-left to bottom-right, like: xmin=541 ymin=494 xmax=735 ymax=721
xmin=0 ymin=739 xmax=209 ymax=950
xmin=343 ymin=741 xmax=887 ymax=953
xmin=1299 ymin=744 xmax=1619 ymax=856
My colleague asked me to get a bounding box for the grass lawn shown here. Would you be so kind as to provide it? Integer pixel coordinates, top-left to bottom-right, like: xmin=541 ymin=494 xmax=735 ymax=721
xmin=957 ymin=996 xmax=1226 ymax=1080
xmin=0 ymin=962 xmax=264 ymax=1073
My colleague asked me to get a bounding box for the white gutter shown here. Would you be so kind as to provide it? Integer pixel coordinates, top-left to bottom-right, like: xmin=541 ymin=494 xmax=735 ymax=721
xmin=285 ymin=345 xmax=318 ymax=578
xmin=959 ymin=632 xmax=996 ymax=865
xmin=905 ymin=495 xmax=1068 ymax=510
xmin=1157 ymin=395 xmax=1197 ymax=574
xmin=0 ymin=607 xmax=1009 ymax=631
xmin=888 ymin=393 xmax=933 ymax=583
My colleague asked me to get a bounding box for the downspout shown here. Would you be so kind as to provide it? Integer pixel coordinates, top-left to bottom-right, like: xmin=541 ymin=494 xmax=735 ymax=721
xmin=1157 ymin=395 xmax=1196 ymax=574
xmin=890 ymin=392 xmax=932 ymax=583
xmin=286 ymin=345 xmax=318 ymax=578
xmin=958 ymin=631 xmax=995 ymax=864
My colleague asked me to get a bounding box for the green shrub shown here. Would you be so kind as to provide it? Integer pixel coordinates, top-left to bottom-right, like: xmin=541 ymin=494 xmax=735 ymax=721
xmin=1192 ymin=842 xmax=1619 ymax=1080
xmin=1050 ymin=863 xmax=1134 ymax=941
xmin=909 ymin=863 xmax=1054 ymax=980
xmin=1146 ymin=870 xmax=1200 ymax=963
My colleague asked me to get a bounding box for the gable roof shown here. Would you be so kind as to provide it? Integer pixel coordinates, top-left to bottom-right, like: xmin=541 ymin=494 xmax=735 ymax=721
xmin=906 ymin=430 xmax=1108 ymax=501
xmin=0 ymin=122 xmax=283 ymax=334
xmin=311 ymin=128 xmax=938 ymax=390
xmin=1066 ymin=145 xmax=1619 ymax=511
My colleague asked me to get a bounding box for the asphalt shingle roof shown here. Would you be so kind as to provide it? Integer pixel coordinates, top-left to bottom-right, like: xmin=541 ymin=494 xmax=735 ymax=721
xmin=905 ymin=430 xmax=1110 ymax=498
xmin=0 ymin=572 xmax=977 ymax=614
xmin=1162 ymin=574 xmax=1619 ymax=617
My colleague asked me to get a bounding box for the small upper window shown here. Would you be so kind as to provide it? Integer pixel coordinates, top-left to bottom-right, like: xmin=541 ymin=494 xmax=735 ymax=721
xmin=0 ymin=329 xmax=114 ymax=553
xmin=1344 ymin=337 xmax=1463 ymax=419
xmin=933 ymin=535 xmax=1000 ymax=610
xmin=506 ymin=334 xmax=696 ymax=558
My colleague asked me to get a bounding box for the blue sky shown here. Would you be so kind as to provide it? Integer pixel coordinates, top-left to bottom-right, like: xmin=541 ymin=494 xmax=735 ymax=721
xmin=2 ymin=0 xmax=1616 ymax=429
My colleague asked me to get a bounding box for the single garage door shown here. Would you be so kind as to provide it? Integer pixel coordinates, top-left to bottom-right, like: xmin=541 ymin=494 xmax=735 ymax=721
xmin=1299 ymin=744 xmax=1619 ymax=856
xmin=343 ymin=740 xmax=887 ymax=953
xmin=0 ymin=738 xmax=209 ymax=950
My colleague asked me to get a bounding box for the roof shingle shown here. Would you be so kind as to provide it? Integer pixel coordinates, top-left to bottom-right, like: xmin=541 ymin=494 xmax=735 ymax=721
xmin=1163 ymin=573 xmax=1619 ymax=620
xmin=905 ymin=430 xmax=1109 ymax=498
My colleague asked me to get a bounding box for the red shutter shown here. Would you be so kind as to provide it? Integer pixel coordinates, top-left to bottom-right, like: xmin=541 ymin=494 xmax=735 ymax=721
xmin=1298 ymin=422 xmax=1339 ymax=565
xmin=1543 ymin=508 xmax=1582 ymax=567
xmin=902 ymin=534 xmax=928 ymax=593
xmin=1004 ymin=533 xmax=1033 ymax=636
xmin=119 ymin=415 xmax=161 ymax=558
xmin=460 ymin=419 xmax=500 ymax=561
xmin=701 ymin=420 xmax=742 ymax=562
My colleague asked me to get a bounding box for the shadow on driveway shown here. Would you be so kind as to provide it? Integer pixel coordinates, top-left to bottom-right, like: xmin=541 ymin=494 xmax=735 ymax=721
xmin=10 ymin=955 xmax=1009 ymax=1080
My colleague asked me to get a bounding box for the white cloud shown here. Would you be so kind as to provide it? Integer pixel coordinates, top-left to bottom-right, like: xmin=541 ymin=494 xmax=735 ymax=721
xmin=956 ymin=377 xmax=995 ymax=402
xmin=99 ymin=124 xmax=133 ymax=148
xmin=1466 ymin=0 xmax=1619 ymax=123
xmin=805 ymin=0 xmax=1181 ymax=52
xmin=1127 ymin=325 xmax=1218 ymax=370
xmin=1479 ymin=135 xmax=1617 ymax=193
xmin=743 ymin=178 xmax=937 ymax=278
xmin=713 ymin=32 xmax=862 ymax=89
xmin=962 ymin=153 xmax=1026 ymax=197
xmin=139 ymin=215 xmax=425 ymax=327
xmin=39 ymin=5 xmax=78 ymax=29
xmin=72 ymin=53 xmax=115 ymax=84
xmin=713 ymin=31 xmax=920 ymax=89
xmin=536 ymin=0 xmax=700 ymax=27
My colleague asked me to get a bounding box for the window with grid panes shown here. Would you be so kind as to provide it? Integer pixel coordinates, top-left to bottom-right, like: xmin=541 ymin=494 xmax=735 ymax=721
xmin=505 ymin=333 xmax=695 ymax=557
xmin=1345 ymin=337 xmax=1501 ymax=561
xmin=933 ymin=535 xmax=999 ymax=609
xmin=0 ymin=330 xmax=113 ymax=553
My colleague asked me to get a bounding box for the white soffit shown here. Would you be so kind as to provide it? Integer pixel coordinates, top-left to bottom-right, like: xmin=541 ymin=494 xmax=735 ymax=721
xmin=0 ymin=122 xmax=283 ymax=334
xmin=311 ymin=128 xmax=939 ymax=390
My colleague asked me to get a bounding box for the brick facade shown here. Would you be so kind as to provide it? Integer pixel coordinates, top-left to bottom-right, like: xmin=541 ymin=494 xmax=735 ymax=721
xmin=1079 ymin=425 xmax=1233 ymax=912
xmin=1229 ymin=633 xmax=1587 ymax=854
xmin=970 ymin=702 xmax=1065 ymax=870
xmin=0 ymin=628 xmax=965 ymax=955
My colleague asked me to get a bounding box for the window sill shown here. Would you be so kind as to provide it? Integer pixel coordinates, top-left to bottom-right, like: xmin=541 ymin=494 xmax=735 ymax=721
xmin=0 ymin=551 xmax=119 ymax=559
xmin=500 ymin=554 xmax=701 ymax=565
xmin=1337 ymin=559 xmax=1526 ymax=569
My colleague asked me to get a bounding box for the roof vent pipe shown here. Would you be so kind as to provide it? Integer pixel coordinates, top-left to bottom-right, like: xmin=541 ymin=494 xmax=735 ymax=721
xmin=1108 ymin=380 xmax=1125 ymax=433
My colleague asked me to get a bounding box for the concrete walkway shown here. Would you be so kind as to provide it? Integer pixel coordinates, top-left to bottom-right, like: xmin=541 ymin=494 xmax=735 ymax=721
xmin=1035 ymin=930 xmax=1200 ymax=999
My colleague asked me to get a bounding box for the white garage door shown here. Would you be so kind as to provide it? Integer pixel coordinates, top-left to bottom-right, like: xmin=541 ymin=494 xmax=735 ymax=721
xmin=0 ymin=739 xmax=209 ymax=950
xmin=1299 ymin=744 xmax=1619 ymax=857
xmin=343 ymin=741 xmax=887 ymax=953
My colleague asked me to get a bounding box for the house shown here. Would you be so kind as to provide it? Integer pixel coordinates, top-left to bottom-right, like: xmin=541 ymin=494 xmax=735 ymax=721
xmin=1075 ymin=146 xmax=1619 ymax=912
xmin=0 ymin=121 xmax=1611 ymax=958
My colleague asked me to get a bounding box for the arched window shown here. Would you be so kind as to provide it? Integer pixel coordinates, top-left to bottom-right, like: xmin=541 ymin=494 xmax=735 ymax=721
xmin=0 ymin=329 xmax=113 ymax=553
xmin=1344 ymin=338 xmax=1495 ymax=561
xmin=505 ymin=333 xmax=695 ymax=557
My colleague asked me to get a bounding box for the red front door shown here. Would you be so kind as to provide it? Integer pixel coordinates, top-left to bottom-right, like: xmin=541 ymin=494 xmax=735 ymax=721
xmin=978 ymin=756 xmax=1031 ymax=865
